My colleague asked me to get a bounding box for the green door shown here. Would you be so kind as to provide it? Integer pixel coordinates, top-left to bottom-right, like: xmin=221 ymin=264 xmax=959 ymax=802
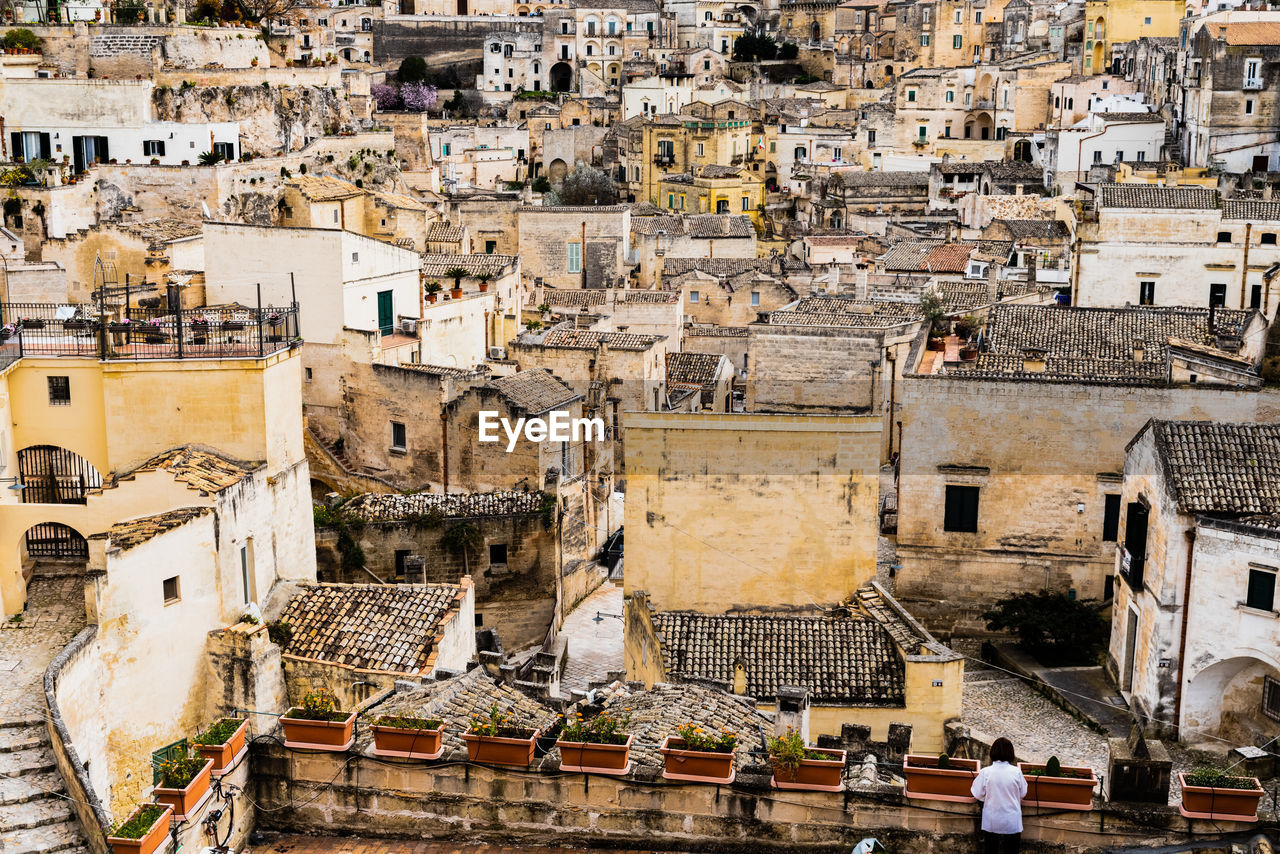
xmin=377 ymin=290 xmax=394 ymax=335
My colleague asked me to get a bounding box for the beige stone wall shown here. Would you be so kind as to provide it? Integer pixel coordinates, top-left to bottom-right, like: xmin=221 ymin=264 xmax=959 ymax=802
xmin=516 ymin=207 xmax=631 ymax=289
xmin=624 ymin=412 xmax=881 ymax=613
xmin=746 ymin=325 xmax=885 ymax=413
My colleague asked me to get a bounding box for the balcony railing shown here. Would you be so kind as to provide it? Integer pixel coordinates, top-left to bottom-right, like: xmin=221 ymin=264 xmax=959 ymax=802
xmin=0 ymin=303 xmax=301 ymax=362
xmin=1244 ymin=77 xmax=1263 ymax=90
xmin=654 ymin=153 xmax=674 ymax=166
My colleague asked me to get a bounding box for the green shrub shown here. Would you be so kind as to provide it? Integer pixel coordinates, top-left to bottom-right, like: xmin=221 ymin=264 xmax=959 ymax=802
xmin=982 ymin=591 xmax=1108 ymax=666
xmin=192 ymin=718 xmax=244 ymax=746
xmin=1 ymin=29 xmax=39 ymax=50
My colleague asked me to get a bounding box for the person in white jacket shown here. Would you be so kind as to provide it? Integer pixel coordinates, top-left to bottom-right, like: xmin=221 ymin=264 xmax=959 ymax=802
xmin=971 ymin=737 xmax=1027 ymax=854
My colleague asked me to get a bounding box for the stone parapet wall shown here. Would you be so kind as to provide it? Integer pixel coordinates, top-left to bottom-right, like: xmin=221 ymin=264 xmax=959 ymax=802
xmin=250 ymin=739 xmax=1252 ymax=852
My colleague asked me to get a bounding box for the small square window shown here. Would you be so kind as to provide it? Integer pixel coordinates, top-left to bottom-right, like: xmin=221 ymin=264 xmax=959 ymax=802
xmin=489 ymin=543 xmax=508 ymax=564
xmin=391 ymin=420 xmax=406 ymax=450
xmin=163 ymin=576 xmax=181 ymax=603
xmin=475 ymin=613 xmax=484 ymax=627
xmin=47 ymin=376 xmax=70 ymax=405
xmin=944 ymin=485 xmax=980 ymax=533
xmin=1247 ymin=567 xmax=1276 ymax=611
xmin=305 ymin=368 xmax=313 ymax=382
xmin=751 ymin=291 xmax=760 ymax=306
xmin=1262 ymin=233 xmax=1277 ymax=245
xmin=1144 ymin=15 xmax=1151 ymax=23
xmin=352 ymin=252 xmax=359 ymax=263
xmin=690 ymin=290 xmax=700 ymax=303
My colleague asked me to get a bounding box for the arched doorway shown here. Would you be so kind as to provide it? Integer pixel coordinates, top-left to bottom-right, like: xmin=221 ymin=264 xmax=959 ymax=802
xmin=765 ymin=162 xmax=778 ymax=191
xmin=550 ymin=61 xmax=573 ymax=92
xmin=1013 ymin=139 xmax=1032 ymax=162
xmin=23 ymin=521 xmax=88 ymax=559
xmin=548 ymin=158 xmax=569 ymax=183
xmin=17 ymin=445 xmax=103 ymax=504
xmin=811 ymin=21 xmax=820 ymax=42
xmin=1184 ymin=656 xmax=1280 ymax=742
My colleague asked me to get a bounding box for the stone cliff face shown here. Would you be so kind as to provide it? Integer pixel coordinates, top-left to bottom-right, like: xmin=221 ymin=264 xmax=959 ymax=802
xmin=152 ymin=84 xmax=355 ymax=155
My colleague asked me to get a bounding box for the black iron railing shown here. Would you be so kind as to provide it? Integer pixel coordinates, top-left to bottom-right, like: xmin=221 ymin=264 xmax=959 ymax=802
xmin=0 ymin=304 xmax=301 ymax=361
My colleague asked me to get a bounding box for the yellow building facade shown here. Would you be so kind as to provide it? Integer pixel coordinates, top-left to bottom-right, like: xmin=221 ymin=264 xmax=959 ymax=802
xmin=657 ymin=166 xmax=766 ymax=227
xmin=1083 ymin=0 xmax=1183 ymax=73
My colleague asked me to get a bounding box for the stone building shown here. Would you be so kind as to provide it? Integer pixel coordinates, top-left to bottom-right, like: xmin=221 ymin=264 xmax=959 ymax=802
xmin=516 ymin=205 xmax=633 ymax=289
xmin=664 ymin=350 xmax=734 ymax=411
xmin=277 ymin=580 xmax=477 ymax=709
xmin=279 ymin=175 xmax=439 ymax=253
xmin=1082 ymin=0 xmax=1182 ymax=74
xmin=625 ymin=583 xmax=964 ymax=751
xmin=1074 ymin=185 xmax=1280 ymax=316
xmin=665 ymin=261 xmax=799 ymax=326
xmin=1111 ymin=420 xmax=1280 ymax=744
xmin=655 ymin=168 xmax=766 ymax=227
xmin=894 ymin=303 xmax=1277 ymax=632
xmin=539 ymin=288 xmax=684 ymax=342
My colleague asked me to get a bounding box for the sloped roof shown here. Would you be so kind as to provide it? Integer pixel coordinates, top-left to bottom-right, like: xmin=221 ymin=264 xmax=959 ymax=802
xmin=426 ymin=222 xmax=465 ymax=243
xmin=490 ymin=368 xmax=582 ymax=414
xmin=279 ymin=582 xmax=469 ymax=675
xmin=665 ymin=351 xmax=724 ymax=387
xmin=104 ymin=507 xmax=210 ymax=552
xmin=685 ymin=214 xmax=755 ymax=238
xmin=1223 ymin=198 xmax=1280 ymax=222
xmin=1151 ymin=421 xmax=1280 ymax=516
xmin=540 ymin=328 xmax=664 ymax=351
xmin=993 ymin=219 xmax=1071 ymax=240
xmin=129 ymin=446 xmax=258 ymax=494
xmin=343 ymin=490 xmax=546 ymax=522
xmin=1203 ymin=20 xmax=1280 ymax=45
xmin=652 ymin=611 xmax=906 ymax=705
xmin=420 ymin=252 xmax=517 ymax=277
xmin=1097 ymin=183 xmax=1219 ymax=210
xmin=287 ymin=175 xmax=363 ymax=202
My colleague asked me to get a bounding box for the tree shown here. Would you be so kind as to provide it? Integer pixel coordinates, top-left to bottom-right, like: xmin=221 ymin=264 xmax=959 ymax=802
xmin=982 ymin=591 xmax=1109 ymax=666
xmin=779 ymin=41 xmax=799 ymax=60
xmin=397 ymin=56 xmax=428 ymax=83
xmin=733 ymin=33 xmax=778 ymax=61
xmin=229 ymin=0 xmax=309 ymax=24
xmin=401 ymin=81 xmax=437 ymax=112
xmin=919 ymin=289 xmax=948 ymax=335
xmin=1 ymin=29 xmax=39 ymax=50
xmin=371 ymin=83 xmax=401 ymax=111
xmin=532 ymin=176 xmax=552 ymax=194
xmin=551 ymin=165 xmax=618 ymax=206
xmin=197 ymin=150 xmax=224 ymax=166
xmin=441 ymin=522 xmax=483 ymax=574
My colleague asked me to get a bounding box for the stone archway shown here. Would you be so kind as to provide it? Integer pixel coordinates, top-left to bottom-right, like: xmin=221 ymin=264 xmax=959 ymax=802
xmin=1184 ymin=655 xmax=1280 ymax=742
xmin=550 ymin=61 xmax=573 ymax=92
xmin=549 ymin=158 xmax=569 ymax=183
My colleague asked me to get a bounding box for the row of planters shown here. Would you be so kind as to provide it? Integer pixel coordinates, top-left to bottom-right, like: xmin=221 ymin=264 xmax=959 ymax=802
xmin=106 ymin=717 xmax=249 ymax=854
xmin=903 ymin=754 xmax=1264 ymax=821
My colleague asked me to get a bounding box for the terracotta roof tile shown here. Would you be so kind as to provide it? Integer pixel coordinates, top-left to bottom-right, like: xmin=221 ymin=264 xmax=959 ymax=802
xmin=489 ymin=368 xmax=583 ymax=414
xmin=344 ymin=490 xmax=546 ymax=522
xmin=104 ymin=507 xmax=210 ymax=551
xmin=1151 ymin=421 xmax=1280 ymax=516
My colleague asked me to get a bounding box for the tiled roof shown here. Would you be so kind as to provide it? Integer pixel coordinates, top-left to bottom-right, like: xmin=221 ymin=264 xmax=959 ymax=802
xmin=1203 ymin=20 xmax=1280 ymax=45
xmin=1099 ymin=112 xmax=1163 ymax=123
xmin=544 ymin=290 xmax=607 ymax=307
xmin=426 ymin=222 xmax=465 ymax=242
xmin=769 ymin=295 xmax=922 ymax=328
xmin=685 ymin=324 xmax=750 ymax=337
xmin=104 ymin=507 xmax=210 ymax=551
xmin=982 ymin=162 xmax=1044 ymax=181
xmin=421 ymin=253 xmax=517 ymax=278
xmin=540 ymin=328 xmax=664 ymax=351
xmin=343 ymin=490 xmax=546 ymax=522
xmin=489 ymin=368 xmax=583 ymax=414
xmin=935 ymin=160 xmax=992 ymax=175
xmin=685 ymin=214 xmax=755 ymax=238
xmin=622 ymin=290 xmax=681 ymax=303
xmin=632 ymin=215 xmax=685 ymax=236
xmin=652 ymin=611 xmax=906 ymax=705
xmin=119 ymin=218 xmax=203 ymax=244
xmin=287 ymin=175 xmax=363 ymax=202
xmin=697 ymin=164 xmax=744 ymax=179
xmin=833 ymin=171 xmax=930 ymax=188
xmin=949 ymin=304 xmax=1254 ymax=384
xmin=129 ymin=446 xmax=257 ymax=493
xmin=666 ymin=352 xmax=724 ymax=387
xmin=1151 ymin=421 xmax=1280 ymax=516
xmin=880 ymin=241 xmax=975 ymax=273
xmin=279 ymin=581 xmax=469 ymax=675
xmin=993 ymin=219 xmax=1071 ymax=240
xmin=399 ymin=363 xmax=487 ymax=379
xmin=1223 ymin=198 xmax=1280 ymax=222
xmin=373 ymin=191 xmax=430 ymax=212
xmin=524 ymin=205 xmax=630 ymax=213
xmin=1097 ymin=183 xmax=1219 ymax=210
xmin=661 ymin=257 xmax=766 ymax=278
xmin=806 ymin=235 xmax=861 ymax=246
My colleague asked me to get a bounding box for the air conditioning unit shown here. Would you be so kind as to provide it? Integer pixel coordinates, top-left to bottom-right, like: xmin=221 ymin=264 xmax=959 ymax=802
xmin=401 ymin=319 xmax=418 ymax=335
xmin=489 ymin=346 xmax=507 ymax=360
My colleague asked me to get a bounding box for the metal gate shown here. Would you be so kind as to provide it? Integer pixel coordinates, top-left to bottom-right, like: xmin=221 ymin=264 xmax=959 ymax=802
xmin=25 ymin=523 xmax=88 ymax=559
xmin=17 ymin=445 xmax=103 ymax=504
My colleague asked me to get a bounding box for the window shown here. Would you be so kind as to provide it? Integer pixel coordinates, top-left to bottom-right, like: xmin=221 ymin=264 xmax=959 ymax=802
xmin=751 ymin=291 xmax=760 ymax=306
xmin=690 ymin=290 xmax=700 ymax=303
xmin=1121 ymin=501 xmax=1149 ymax=589
xmin=921 ymin=33 xmax=930 ymax=46
xmin=240 ymin=542 xmax=254 ymax=604
xmin=922 ymin=7 xmax=929 ymax=22
xmin=952 ymin=34 xmax=962 ymax=49
xmin=1143 ymin=15 xmax=1151 ymax=23
xmin=489 ymin=543 xmax=508 ymax=565
xmin=975 ymin=11 xmax=982 ymax=22
xmin=943 ymin=485 xmax=980 ymax=533
xmin=1103 ymin=494 xmax=1121 ymax=541
xmin=1217 ymin=230 xmax=1232 ymax=243
xmin=391 ymin=420 xmax=406 ymax=451
xmin=305 ymin=368 xmax=313 ymax=382
xmin=945 ymin=89 xmax=954 ymax=102
xmin=1114 ymin=150 xmax=1124 ymax=162
xmin=918 ymin=125 xmax=928 ymax=141
xmin=696 ymin=142 xmax=705 ymax=156
xmin=954 ymin=9 xmax=961 ymax=22
xmin=485 ymin=240 xmax=497 ymax=254
xmin=1136 ymin=151 xmax=1146 ymax=162
xmin=1262 ymin=233 xmax=1277 ymax=246
xmin=741 ymin=196 xmax=750 ymax=211
xmin=143 ymin=140 xmax=165 ymax=157
xmin=1252 ymin=284 xmax=1264 ymax=309
xmin=1246 ymin=99 xmax=1255 ymax=115
xmin=907 ymin=88 xmax=917 ymax=102
xmin=1247 ymin=566 xmax=1276 ymax=611
xmin=47 ymin=376 xmax=70 ymax=405
xmin=1093 ymin=150 xmax=1103 ymax=164
xmin=667 ymin=192 xmax=675 ymax=209
xmin=394 ymin=549 xmax=412 ymax=581
xmin=1139 ymin=280 xmax=1155 ymax=305
xmin=212 ymin=141 xmax=235 ymax=162
xmin=568 ymin=242 xmax=582 ymax=273
xmin=1210 ymin=283 xmax=1227 ymax=307
xmin=162 ymin=576 xmax=181 ymax=604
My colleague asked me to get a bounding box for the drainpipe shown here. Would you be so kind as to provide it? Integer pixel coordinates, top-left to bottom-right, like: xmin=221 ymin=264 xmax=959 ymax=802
xmin=440 ymin=408 xmax=449 ymax=494
xmin=1172 ymin=527 xmax=1197 ymax=735
xmin=1240 ymin=222 xmax=1251 ymax=309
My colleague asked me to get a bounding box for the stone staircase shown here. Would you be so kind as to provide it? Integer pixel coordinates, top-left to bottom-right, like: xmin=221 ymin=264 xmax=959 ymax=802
xmin=0 ymin=718 xmax=89 ymax=854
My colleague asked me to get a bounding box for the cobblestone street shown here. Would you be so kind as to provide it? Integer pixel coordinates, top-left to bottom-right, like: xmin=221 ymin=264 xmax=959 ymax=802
xmin=558 ymin=581 xmax=624 ymax=694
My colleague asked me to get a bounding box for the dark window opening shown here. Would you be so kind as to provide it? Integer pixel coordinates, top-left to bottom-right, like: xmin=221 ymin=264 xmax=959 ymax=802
xmin=1122 ymin=501 xmax=1148 ymax=590
xmin=162 ymin=576 xmax=181 ymax=603
xmin=47 ymin=376 xmax=70 ymax=405
xmin=489 ymin=543 xmax=508 ymax=565
xmin=1217 ymin=231 xmax=1232 ymax=243
xmin=391 ymin=420 xmax=406 ymax=450
xmin=1247 ymin=567 xmax=1276 ymax=611
xmin=1139 ymin=280 xmax=1155 ymax=305
xmin=1210 ymin=283 xmax=1227 ymax=308
xmin=394 ymin=549 xmax=411 ymax=581
xmin=1263 ymin=675 xmax=1280 ymax=723
xmin=944 ymin=485 xmax=980 ymax=533
xmin=1102 ymin=493 xmax=1121 ymax=541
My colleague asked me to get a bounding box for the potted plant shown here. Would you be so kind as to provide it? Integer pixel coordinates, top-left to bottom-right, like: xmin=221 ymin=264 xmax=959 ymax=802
xmin=281 ymin=688 xmax=356 ymax=751
xmin=150 ymin=749 xmax=213 ymax=819
xmin=1178 ymin=767 xmax=1264 ymax=822
xmin=192 ymin=717 xmax=248 ymax=774
xmin=476 ymin=272 xmax=492 ymax=293
xmin=767 ymin=727 xmax=846 ymax=792
xmin=1020 ymin=756 xmax=1096 ymax=811
xmin=659 ymin=722 xmax=738 ymax=784
xmin=444 ymin=266 xmax=468 ymax=300
xmin=903 ymin=753 xmax=979 ymax=803
xmin=62 ymin=318 xmax=89 ymax=331
xmin=462 ymin=703 xmax=540 ymax=767
xmin=556 ymin=709 xmax=633 ymax=775
xmin=0 ymin=324 xmax=13 ymax=341
xmin=106 ymin=803 xmax=172 ymax=854
xmin=108 ymin=318 xmax=133 ymax=333
xmin=369 ymin=713 xmax=445 ymax=760
xmin=425 ymin=281 xmax=442 ymax=304
xmin=143 ymin=318 xmax=167 ymax=344
xmin=19 ymin=316 xmax=44 ymax=330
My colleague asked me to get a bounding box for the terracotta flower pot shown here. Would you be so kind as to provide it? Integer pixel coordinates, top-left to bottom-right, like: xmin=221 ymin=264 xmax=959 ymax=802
xmin=151 ymin=759 xmax=212 ymax=819
xmin=557 ymin=734 xmax=633 ymax=775
xmin=1178 ymin=773 xmax=1263 ymax=822
xmin=195 ymin=719 xmax=248 ymax=774
xmin=372 ymin=722 xmax=445 ymax=760
xmin=659 ymin=736 xmax=736 ymax=784
xmin=106 ymin=803 xmax=172 ymax=854
xmin=426 ymin=293 xmax=438 ymax=303
xmin=902 ymin=754 xmax=979 ymax=803
xmin=771 ymin=747 xmax=846 ymax=792
xmin=463 ymin=730 xmax=539 ymax=767
xmin=450 ymin=287 xmax=463 ymax=300
xmin=478 ymin=282 xmax=490 ymax=292
xmin=1020 ymin=762 xmax=1096 ymax=811
xmin=280 ymin=709 xmax=356 ymax=751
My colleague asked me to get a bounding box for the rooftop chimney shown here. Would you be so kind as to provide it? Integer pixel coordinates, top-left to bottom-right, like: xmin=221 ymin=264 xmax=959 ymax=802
xmin=1133 ymin=339 xmax=1144 ymax=361
xmin=1022 ymin=347 xmax=1048 ymax=372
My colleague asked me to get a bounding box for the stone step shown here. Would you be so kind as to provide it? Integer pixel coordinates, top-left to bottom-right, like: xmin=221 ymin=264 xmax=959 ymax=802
xmin=0 ymin=747 xmax=57 ymax=778
xmin=0 ymin=770 xmax=66 ymax=806
xmin=0 ymin=819 xmax=88 ymax=854
xmin=0 ymin=795 xmax=75 ymax=830
xmin=0 ymin=716 xmax=45 ymax=730
xmin=0 ymin=726 xmax=49 ymax=754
